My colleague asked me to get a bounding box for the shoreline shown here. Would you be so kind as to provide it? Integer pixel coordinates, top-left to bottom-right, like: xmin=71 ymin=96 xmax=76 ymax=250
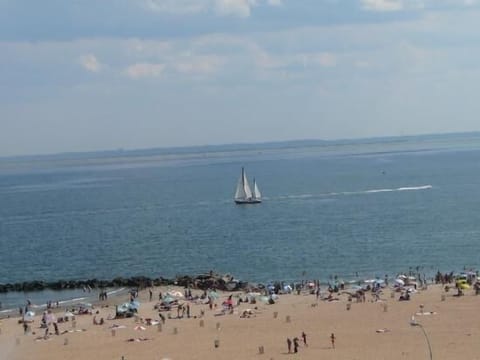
xmin=0 ymin=267 xmax=460 ymax=293
xmin=1 ymin=268 xmax=474 ymax=318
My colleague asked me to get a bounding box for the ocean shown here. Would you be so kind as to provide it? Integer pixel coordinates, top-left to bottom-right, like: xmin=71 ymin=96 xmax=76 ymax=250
xmin=1 ymin=133 xmax=480 ymax=310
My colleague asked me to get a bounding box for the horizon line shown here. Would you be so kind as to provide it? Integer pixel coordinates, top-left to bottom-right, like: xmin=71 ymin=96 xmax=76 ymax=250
xmin=2 ymin=130 xmax=480 ymax=161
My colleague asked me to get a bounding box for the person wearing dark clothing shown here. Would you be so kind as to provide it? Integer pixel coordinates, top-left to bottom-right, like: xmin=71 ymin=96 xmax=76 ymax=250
xmin=331 ymin=333 xmax=336 ymax=349
xmin=287 ymin=338 xmax=292 ymax=353
xmin=293 ymin=337 xmax=299 ymax=353
xmin=301 ymin=331 xmax=307 ymax=346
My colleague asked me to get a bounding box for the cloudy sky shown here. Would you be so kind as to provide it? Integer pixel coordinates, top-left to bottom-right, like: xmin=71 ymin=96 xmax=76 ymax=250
xmin=1 ymin=0 xmax=480 ymax=156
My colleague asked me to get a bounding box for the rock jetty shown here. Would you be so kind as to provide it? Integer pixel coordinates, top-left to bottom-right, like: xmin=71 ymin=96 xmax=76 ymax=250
xmin=0 ymin=272 xmax=249 ymax=293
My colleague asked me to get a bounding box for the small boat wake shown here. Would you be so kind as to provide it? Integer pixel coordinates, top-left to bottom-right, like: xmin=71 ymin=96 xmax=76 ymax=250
xmin=365 ymin=185 xmax=432 ymax=194
xmin=276 ymin=185 xmax=433 ymax=201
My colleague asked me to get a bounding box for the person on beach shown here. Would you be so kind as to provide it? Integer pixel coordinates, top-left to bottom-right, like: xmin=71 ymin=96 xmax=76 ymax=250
xmin=287 ymin=337 xmax=292 ymax=353
xmin=149 ymin=289 xmax=153 ymax=302
xmin=302 ymin=331 xmax=307 ymax=346
xmin=293 ymin=337 xmax=299 ymax=353
xmin=330 ymin=333 xmax=336 ymax=349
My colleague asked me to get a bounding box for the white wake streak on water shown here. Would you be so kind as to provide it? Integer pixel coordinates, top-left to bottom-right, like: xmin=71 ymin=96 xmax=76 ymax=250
xmin=397 ymin=185 xmax=432 ymax=191
xmin=277 ymin=185 xmax=432 ymax=200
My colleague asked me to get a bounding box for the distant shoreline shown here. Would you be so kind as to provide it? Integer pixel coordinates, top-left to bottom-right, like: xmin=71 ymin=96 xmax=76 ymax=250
xmin=2 ymin=130 xmax=479 ymax=161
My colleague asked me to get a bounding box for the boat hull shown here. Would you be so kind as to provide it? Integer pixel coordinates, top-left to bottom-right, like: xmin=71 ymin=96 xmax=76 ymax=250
xmin=235 ymin=199 xmax=262 ymax=204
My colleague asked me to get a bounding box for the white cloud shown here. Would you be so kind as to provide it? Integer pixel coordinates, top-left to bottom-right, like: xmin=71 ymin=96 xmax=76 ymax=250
xmin=141 ymin=0 xmax=279 ymax=17
xmin=307 ymin=52 xmax=337 ymax=67
xmin=214 ymin=0 xmax=257 ymax=17
xmin=125 ymin=62 xmax=165 ymax=79
xmin=359 ymin=0 xmax=476 ymax=11
xmin=174 ymin=55 xmax=225 ymax=74
xmin=79 ymin=54 xmax=102 ymax=72
xmin=143 ymin=0 xmax=207 ymax=14
xmin=361 ymin=0 xmax=404 ymax=11
xmin=252 ymin=46 xmax=338 ymax=70
xmin=251 ymin=45 xmax=284 ymax=69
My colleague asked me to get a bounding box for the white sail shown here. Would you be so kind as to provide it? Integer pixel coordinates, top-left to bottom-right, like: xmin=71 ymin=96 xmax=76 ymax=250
xmin=234 ymin=167 xmax=252 ymax=201
xmin=234 ymin=167 xmax=261 ymax=204
xmin=252 ymin=179 xmax=261 ymax=200
xmin=242 ymin=169 xmax=253 ymax=199
xmin=235 ymin=175 xmax=246 ymax=199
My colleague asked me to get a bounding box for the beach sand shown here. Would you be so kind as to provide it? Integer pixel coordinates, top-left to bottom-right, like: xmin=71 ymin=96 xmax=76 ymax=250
xmin=1 ymin=284 xmax=479 ymax=360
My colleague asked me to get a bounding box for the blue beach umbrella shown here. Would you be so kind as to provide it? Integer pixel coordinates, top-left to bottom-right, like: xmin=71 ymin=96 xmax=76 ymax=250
xmin=162 ymin=295 xmax=175 ymax=304
xmin=208 ymin=291 xmax=219 ymax=299
xmin=129 ymin=300 xmax=140 ymax=311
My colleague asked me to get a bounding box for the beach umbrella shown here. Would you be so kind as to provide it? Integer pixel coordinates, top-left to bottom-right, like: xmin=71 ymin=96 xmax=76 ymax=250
xmin=259 ymin=296 xmax=270 ymax=303
xmin=167 ymin=290 xmax=184 ymax=298
xmin=162 ymin=295 xmax=175 ymax=304
xmin=395 ymin=279 xmax=405 ymax=286
xmin=283 ymin=285 xmax=292 ymax=293
xmin=78 ymin=302 xmax=93 ymax=309
xmin=246 ymin=292 xmax=260 ymax=301
xmin=23 ymin=311 xmax=35 ymax=322
xmin=117 ymin=304 xmax=129 ymax=313
xmin=64 ymin=311 xmax=75 ymax=318
xmin=208 ymin=291 xmax=219 ymax=299
xmin=128 ymin=300 xmax=140 ymax=311
xmin=458 ymin=283 xmax=470 ymax=290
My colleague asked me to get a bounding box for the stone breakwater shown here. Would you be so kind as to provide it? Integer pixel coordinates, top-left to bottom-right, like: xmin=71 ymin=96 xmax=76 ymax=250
xmin=0 ymin=273 xmax=249 ymax=293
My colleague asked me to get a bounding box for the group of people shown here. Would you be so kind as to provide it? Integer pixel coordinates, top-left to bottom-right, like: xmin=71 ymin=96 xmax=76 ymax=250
xmin=286 ymin=332 xmax=308 ymax=353
xmin=286 ymin=332 xmax=336 ymax=353
xmin=98 ymin=290 xmax=108 ymax=301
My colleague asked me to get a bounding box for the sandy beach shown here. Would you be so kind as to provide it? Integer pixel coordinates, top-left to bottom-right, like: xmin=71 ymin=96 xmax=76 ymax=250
xmin=1 ymin=282 xmax=479 ymax=360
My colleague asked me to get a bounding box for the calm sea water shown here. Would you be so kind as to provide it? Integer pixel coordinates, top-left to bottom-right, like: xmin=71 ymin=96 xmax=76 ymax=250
xmin=1 ymin=133 xmax=480 ymax=309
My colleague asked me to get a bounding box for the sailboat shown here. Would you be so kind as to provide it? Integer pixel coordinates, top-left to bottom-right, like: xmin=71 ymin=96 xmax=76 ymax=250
xmin=234 ymin=167 xmax=262 ymax=204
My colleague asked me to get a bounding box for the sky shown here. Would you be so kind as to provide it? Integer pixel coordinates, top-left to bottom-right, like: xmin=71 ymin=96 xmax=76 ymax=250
xmin=1 ymin=0 xmax=480 ymax=156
